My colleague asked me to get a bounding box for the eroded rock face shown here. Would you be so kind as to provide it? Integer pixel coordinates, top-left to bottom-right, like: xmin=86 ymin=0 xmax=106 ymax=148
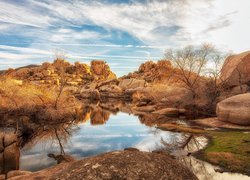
xmin=220 ymin=51 xmax=250 ymax=88
xmin=216 ymin=93 xmax=250 ymax=125
xmin=10 ymin=150 xmax=197 ymax=180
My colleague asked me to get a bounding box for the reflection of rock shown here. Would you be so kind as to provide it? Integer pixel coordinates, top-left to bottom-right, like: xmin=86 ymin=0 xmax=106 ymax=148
xmin=139 ymin=114 xmax=174 ymax=126
xmin=80 ymin=88 xmax=100 ymax=100
xmin=0 ymin=129 xmax=20 ymax=174
xmin=13 ymin=150 xmax=197 ymax=180
xmin=90 ymin=107 xmax=110 ymax=125
xmin=216 ymin=93 xmax=250 ymax=125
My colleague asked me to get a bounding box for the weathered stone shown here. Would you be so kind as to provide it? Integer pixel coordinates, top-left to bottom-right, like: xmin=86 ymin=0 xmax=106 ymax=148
xmin=132 ymin=105 xmax=156 ymax=112
xmin=118 ymin=78 xmax=146 ymax=90
xmin=7 ymin=170 xmax=32 ymax=179
xmin=3 ymin=144 xmax=20 ymax=173
xmin=220 ymin=51 xmax=250 ymax=87
xmin=11 ymin=150 xmax=197 ymax=180
xmin=152 ymin=108 xmax=179 ymax=116
xmin=216 ymin=93 xmax=250 ymax=125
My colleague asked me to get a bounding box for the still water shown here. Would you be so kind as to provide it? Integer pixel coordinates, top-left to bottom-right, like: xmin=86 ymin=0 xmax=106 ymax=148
xmin=20 ymin=112 xmax=182 ymax=172
xmin=2 ymin=103 xmax=250 ymax=180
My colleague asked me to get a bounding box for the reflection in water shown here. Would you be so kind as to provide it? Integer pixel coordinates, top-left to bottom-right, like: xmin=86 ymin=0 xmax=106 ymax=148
xmin=0 ymin=128 xmax=20 ymax=174
xmin=10 ymin=101 xmax=184 ymax=172
xmin=162 ymin=135 xmax=250 ymax=180
xmin=0 ymin=101 xmax=249 ymax=180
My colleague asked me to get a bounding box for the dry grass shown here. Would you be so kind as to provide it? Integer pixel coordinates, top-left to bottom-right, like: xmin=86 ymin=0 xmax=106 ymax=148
xmin=0 ymin=78 xmax=81 ymax=122
xmin=199 ymin=131 xmax=250 ymax=175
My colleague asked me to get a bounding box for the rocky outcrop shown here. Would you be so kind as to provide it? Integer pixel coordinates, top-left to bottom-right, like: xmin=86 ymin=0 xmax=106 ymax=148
xmin=216 ymin=93 xmax=250 ymax=125
xmin=0 ymin=129 xmax=20 ymax=175
xmin=91 ymin=60 xmax=116 ymax=80
xmin=9 ymin=150 xmax=197 ymax=180
xmin=122 ymin=60 xmax=174 ymax=83
xmin=3 ymin=59 xmax=116 ymax=86
xmin=220 ymin=51 xmax=250 ymax=88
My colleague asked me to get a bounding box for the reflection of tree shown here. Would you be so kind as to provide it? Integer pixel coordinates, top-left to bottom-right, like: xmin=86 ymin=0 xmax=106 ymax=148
xmin=161 ymin=134 xmax=212 ymax=179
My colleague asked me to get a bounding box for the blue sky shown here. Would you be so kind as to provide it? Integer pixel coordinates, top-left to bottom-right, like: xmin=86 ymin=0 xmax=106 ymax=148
xmin=0 ymin=0 xmax=250 ymax=76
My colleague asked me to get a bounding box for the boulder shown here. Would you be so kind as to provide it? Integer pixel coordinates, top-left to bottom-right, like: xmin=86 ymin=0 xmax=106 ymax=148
xmin=152 ymin=108 xmax=180 ymax=116
xmin=216 ymin=93 xmax=250 ymax=125
xmin=132 ymin=105 xmax=156 ymax=112
xmin=10 ymin=150 xmax=197 ymax=180
xmin=118 ymin=78 xmax=146 ymax=90
xmin=220 ymin=51 xmax=250 ymax=87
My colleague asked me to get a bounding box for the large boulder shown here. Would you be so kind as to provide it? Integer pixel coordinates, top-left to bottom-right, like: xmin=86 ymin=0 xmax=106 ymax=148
xmin=216 ymin=93 xmax=250 ymax=125
xmin=10 ymin=150 xmax=197 ymax=180
xmin=220 ymin=51 xmax=250 ymax=87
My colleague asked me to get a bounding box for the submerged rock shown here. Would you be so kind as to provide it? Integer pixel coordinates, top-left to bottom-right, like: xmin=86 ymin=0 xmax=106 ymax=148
xmin=10 ymin=150 xmax=197 ymax=180
xmin=216 ymin=93 xmax=250 ymax=125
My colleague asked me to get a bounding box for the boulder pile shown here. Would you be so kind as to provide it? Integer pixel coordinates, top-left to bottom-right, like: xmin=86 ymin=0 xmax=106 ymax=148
xmin=3 ymin=59 xmax=116 ymax=86
xmin=122 ymin=60 xmax=175 ymax=83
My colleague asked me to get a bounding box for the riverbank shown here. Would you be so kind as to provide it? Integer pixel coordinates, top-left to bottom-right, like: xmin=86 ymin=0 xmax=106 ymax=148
xmin=195 ymin=131 xmax=250 ymax=176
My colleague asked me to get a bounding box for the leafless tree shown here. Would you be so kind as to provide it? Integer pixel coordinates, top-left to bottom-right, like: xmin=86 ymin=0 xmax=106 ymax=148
xmin=165 ymin=43 xmax=215 ymax=101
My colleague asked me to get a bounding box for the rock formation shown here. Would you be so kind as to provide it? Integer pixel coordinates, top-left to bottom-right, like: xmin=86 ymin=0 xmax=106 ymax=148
xmin=122 ymin=60 xmax=174 ymax=83
xmin=216 ymin=93 xmax=250 ymax=125
xmin=3 ymin=59 xmax=116 ymax=86
xmin=220 ymin=51 xmax=250 ymax=89
xmin=8 ymin=150 xmax=197 ymax=180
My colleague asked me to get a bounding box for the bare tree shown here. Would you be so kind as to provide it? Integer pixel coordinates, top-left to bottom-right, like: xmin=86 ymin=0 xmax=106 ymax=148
xmin=53 ymin=52 xmax=68 ymax=110
xmin=165 ymin=43 xmax=215 ymax=101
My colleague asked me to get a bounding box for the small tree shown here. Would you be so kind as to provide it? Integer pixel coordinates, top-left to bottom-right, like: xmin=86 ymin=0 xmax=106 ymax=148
xmin=205 ymin=52 xmax=227 ymax=112
xmin=165 ymin=43 xmax=215 ymax=101
xmin=53 ymin=52 xmax=68 ymax=110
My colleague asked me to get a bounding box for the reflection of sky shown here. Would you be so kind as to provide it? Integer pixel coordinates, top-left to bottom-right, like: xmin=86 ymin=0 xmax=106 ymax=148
xmin=20 ymin=112 xmax=182 ymax=172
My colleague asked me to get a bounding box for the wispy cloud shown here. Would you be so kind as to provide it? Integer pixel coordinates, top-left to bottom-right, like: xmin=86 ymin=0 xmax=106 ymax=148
xmin=0 ymin=0 xmax=250 ymax=75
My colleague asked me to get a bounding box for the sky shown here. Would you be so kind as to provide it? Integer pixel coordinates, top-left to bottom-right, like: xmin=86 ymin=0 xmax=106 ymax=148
xmin=0 ymin=0 xmax=250 ymax=76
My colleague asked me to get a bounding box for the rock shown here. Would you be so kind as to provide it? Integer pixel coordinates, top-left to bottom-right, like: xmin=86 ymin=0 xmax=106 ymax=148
xmin=80 ymin=89 xmax=100 ymax=100
xmin=132 ymin=105 xmax=156 ymax=112
xmin=118 ymin=78 xmax=146 ymax=90
xmin=99 ymin=85 xmax=122 ymax=93
xmin=216 ymin=93 xmax=250 ymax=125
xmin=3 ymin=144 xmax=20 ymax=173
xmin=91 ymin=60 xmax=116 ymax=80
xmin=220 ymin=51 xmax=250 ymax=87
xmin=11 ymin=150 xmax=197 ymax=180
xmin=7 ymin=170 xmax=32 ymax=179
xmin=48 ymin=153 xmax=75 ymax=164
xmin=152 ymin=108 xmax=179 ymax=116
xmin=124 ymin=147 xmax=140 ymax=151
xmin=0 ymin=175 xmax=5 ymax=180
xmin=42 ymin=70 xmax=51 ymax=77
